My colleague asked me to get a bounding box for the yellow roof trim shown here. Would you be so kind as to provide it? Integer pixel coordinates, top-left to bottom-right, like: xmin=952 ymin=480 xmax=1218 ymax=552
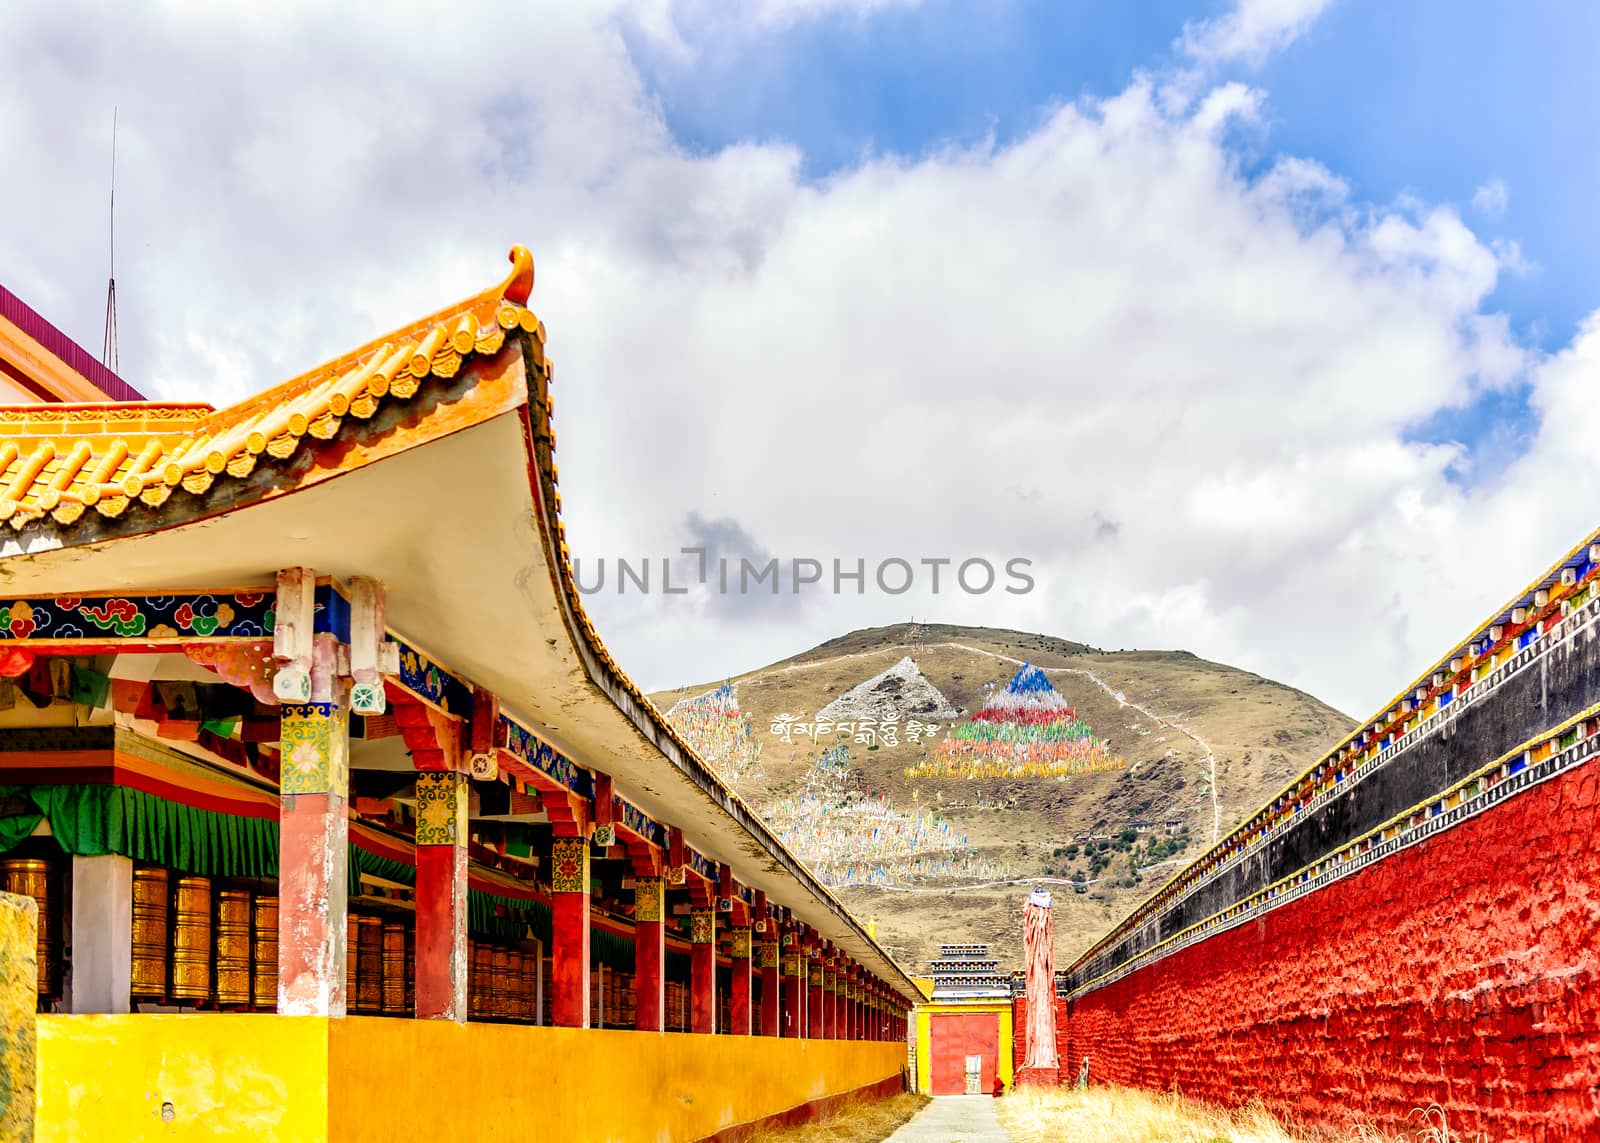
xmin=0 ymin=248 xmax=545 ymax=532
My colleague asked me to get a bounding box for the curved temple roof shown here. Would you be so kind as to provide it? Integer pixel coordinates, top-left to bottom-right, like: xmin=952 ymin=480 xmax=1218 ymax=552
xmin=0 ymin=246 xmax=919 ymax=1001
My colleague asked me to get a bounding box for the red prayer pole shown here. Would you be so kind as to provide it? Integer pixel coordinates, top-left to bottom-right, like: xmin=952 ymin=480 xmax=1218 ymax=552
xmin=550 ymin=836 xmax=591 ymax=1028
xmin=633 ymin=876 xmax=665 ymax=1032
xmin=414 ymin=771 xmax=468 ymax=1021
xmin=690 ymin=907 xmax=716 ymax=1034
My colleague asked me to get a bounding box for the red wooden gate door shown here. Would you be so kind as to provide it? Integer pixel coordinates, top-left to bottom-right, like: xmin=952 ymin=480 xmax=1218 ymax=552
xmin=929 ymin=1012 xmax=1000 ymax=1095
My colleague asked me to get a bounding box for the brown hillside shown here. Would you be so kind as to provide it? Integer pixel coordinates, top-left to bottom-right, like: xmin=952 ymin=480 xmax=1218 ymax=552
xmin=650 ymin=624 xmax=1353 ymax=974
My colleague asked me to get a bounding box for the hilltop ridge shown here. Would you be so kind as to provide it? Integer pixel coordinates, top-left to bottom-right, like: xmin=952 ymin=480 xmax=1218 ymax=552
xmin=653 ymin=623 xmax=1352 ymax=968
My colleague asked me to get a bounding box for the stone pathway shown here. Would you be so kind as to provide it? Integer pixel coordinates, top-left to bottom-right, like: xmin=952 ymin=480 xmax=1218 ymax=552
xmin=883 ymin=1096 xmax=1013 ymax=1142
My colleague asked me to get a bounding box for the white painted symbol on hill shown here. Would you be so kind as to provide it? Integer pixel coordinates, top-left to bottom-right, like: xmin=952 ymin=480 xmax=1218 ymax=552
xmin=818 ymin=655 xmax=965 ymax=723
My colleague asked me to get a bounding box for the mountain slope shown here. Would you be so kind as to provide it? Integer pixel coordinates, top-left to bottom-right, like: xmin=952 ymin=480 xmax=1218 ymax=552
xmin=651 ymin=623 xmax=1352 ymax=971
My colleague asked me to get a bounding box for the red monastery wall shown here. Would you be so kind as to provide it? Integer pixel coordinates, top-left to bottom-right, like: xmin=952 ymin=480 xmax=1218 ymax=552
xmin=1056 ymin=758 xmax=1600 ymax=1140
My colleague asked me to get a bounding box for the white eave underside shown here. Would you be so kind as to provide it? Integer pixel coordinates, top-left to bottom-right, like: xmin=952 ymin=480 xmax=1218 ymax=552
xmin=0 ymin=412 xmax=916 ymax=998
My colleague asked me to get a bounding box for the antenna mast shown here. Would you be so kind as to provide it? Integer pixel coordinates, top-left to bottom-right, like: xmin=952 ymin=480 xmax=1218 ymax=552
xmin=101 ymin=108 xmax=118 ymax=372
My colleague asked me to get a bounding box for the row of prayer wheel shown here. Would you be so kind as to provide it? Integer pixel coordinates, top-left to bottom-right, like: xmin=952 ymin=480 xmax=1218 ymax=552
xmin=465 ymin=939 xmax=542 ymax=1022
xmin=665 ymin=980 xmax=689 ymax=1032
xmin=346 ymin=912 xmax=415 ymax=1015
xmin=592 ymin=971 xmax=636 ymax=1028
xmin=0 ymin=857 xmax=63 ymax=999
xmin=131 ymin=865 xmax=278 ymax=1008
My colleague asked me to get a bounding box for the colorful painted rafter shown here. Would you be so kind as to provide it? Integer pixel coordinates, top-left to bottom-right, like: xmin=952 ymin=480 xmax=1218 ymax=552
xmin=906 ymin=663 xmax=1125 ymax=779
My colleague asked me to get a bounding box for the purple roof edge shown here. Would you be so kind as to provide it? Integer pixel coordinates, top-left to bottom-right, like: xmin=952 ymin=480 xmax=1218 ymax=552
xmin=0 ymin=282 xmax=145 ymax=402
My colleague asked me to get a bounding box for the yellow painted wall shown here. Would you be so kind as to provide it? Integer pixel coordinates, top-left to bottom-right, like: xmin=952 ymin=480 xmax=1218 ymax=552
xmin=913 ymin=1002 xmax=1014 ymax=1095
xmin=35 ymin=1014 xmax=903 ymax=1143
xmin=329 ymin=1019 xmax=903 ymax=1143
xmin=36 ymin=1014 xmax=330 ymax=1141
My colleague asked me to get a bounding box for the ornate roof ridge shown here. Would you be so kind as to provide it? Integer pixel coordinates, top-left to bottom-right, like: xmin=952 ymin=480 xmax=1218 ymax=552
xmin=0 ymin=247 xmax=544 ymax=532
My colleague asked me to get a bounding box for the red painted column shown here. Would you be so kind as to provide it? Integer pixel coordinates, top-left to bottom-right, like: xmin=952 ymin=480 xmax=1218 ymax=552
xmin=758 ymin=934 xmax=781 ymax=1036
xmin=808 ymin=952 xmax=825 ymax=1039
xmin=277 ymin=693 xmax=350 ymax=1016
xmin=845 ymin=977 xmax=857 ymax=1040
xmin=633 ymin=875 xmax=665 ymax=1032
xmin=729 ymin=925 xmax=753 ymax=1035
xmin=690 ymin=906 xmax=716 ymax=1034
xmin=824 ymin=961 xmax=838 ymax=1039
xmin=550 ymin=836 xmax=591 ymax=1028
xmin=414 ymin=770 xmax=468 ymax=1020
xmin=782 ymin=938 xmax=804 ymax=1037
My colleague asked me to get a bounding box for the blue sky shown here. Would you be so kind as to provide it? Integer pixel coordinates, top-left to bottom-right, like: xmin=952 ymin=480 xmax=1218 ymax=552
xmin=7 ymin=0 xmax=1599 ymax=711
xmin=632 ymin=0 xmax=1599 ymax=465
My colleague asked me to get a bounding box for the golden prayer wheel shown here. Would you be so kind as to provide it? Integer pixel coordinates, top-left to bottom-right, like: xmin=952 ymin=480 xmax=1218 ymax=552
xmin=470 ymin=942 xmax=492 ymax=1020
xmin=504 ymin=949 xmax=523 ymax=1020
xmin=0 ymin=858 xmax=61 ymax=998
xmin=521 ymin=951 xmax=539 ymax=1024
xmin=251 ymin=895 xmax=278 ymax=1011
xmin=404 ymin=928 xmax=415 ymax=1015
xmin=356 ymin=915 xmax=383 ymax=1014
xmin=490 ymin=946 xmax=509 ymax=1019
xmin=346 ymin=915 xmax=361 ymax=1008
xmin=381 ymin=922 xmax=407 ymax=1015
xmin=213 ymin=889 xmax=252 ymax=1007
xmin=170 ymin=876 xmax=213 ymax=1002
xmin=131 ymin=865 xmax=170 ymax=1001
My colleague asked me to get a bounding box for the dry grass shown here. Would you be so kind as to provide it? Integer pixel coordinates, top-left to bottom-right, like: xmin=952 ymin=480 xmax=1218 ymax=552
xmin=998 ymin=1085 xmax=1484 ymax=1143
xmin=744 ymin=1092 xmax=930 ymax=1143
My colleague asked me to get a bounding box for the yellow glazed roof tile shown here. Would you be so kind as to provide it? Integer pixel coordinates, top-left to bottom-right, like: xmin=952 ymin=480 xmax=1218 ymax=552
xmin=0 ymin=247 xmax=542 ymax=531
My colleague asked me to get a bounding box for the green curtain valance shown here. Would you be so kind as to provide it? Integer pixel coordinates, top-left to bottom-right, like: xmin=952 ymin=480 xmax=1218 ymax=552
xmin=1 ymin=785 xmax=558 ymax=947
xmin=0 ymin=784 xmax=278 ymax=879
xmin=469 ymin=889 xmax=552 ymax=944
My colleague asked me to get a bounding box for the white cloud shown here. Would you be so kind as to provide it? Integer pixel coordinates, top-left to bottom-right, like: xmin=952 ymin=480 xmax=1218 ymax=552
xmin=0 ymin=3 xmax=1592 ymax=722
xmin=1472 ymin=177 xmax=1509 ymax=218
xmin=1179 ymin=0 xmax=1335 ymax=68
